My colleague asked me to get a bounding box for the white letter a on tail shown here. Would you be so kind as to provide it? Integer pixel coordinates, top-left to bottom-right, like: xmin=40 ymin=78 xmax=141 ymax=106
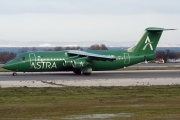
xmin=142 ymin=36 xmax=153 ymax=50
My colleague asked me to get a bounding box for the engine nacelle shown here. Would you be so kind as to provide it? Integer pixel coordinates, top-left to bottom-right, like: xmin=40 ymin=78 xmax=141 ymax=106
xmin=63 ymin=60 xmax=73 ymax=68
xmin=72 ymin=59 xmax=88 ymax=69
xmin=63 ymin=56 xmax=79 ymax=68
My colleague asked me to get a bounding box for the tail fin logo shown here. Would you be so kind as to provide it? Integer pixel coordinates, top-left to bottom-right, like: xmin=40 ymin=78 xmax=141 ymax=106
xmin=142 ymin=36 xmax=153 ymax=50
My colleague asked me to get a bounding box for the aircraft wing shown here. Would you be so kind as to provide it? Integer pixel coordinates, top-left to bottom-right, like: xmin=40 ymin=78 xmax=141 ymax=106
xmin=66 ymin=50 xmax=116 ymax=60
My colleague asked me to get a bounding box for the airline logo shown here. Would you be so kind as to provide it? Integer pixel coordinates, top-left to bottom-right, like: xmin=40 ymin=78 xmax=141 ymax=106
xmin=142 ymin=36 xmax=153 ymax=50
xmin=29 ymin=53 xmax=57 ymax=69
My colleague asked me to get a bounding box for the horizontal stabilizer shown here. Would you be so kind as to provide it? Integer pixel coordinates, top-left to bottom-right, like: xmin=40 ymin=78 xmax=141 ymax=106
xmin=146 ymin=27 xmax=176 ymax=31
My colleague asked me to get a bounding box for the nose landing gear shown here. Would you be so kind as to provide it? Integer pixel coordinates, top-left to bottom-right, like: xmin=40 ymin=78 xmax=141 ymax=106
xmin=12 ymin=72 xmax=17 ymax=76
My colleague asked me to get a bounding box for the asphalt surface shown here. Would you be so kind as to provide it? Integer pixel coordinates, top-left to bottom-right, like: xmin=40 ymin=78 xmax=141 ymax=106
xmin=132 ymin=63 xmax=180 ymax=67
xmin=1 ymin=63 xmax=180 ymax=68
xmin=0 ymin=70 xmax=180 ymax=87
xmin=0 ymin=70 xmax=180 ymax=81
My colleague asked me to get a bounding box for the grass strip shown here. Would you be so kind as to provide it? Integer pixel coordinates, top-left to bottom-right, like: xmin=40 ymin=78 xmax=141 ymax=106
xmin=0 ymin=86 xmax=180 ymax=120
xmin=0 ymin=67 xmax=11 ymax=72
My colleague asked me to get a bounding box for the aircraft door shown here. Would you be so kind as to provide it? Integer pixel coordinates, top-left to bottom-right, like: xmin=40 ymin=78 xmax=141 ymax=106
xmin=29 ymin=53 xmax=37 ymax=68
xmin=124 ymin=53 xmax=130 ymax=64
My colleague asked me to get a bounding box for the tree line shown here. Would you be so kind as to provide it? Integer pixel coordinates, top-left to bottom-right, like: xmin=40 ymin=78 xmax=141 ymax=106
xmin=0 ymin=44 xmax=108 ymax=63
xmin=16 ymin=44 xmax=108 ymax=52
xmin=156 ymin=50 xmax=180 ymax=62
xmin=0 ymin=44 xmax=180 ymax=63
xmin=47 ymin=44 xmax=108 ymax=51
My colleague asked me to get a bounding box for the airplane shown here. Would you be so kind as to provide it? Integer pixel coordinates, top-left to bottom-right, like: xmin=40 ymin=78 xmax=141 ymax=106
xmin=2 ymin=27 xmax=175 ymax=76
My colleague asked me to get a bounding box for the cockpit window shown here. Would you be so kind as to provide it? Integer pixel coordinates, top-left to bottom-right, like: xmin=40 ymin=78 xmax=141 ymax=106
xmin=14 ymin=57 xmax=19 ymax=60
xmin=14 ymin=57 xmax=25 ymax=61
xmin=20 ymin=57 xmax=25 ymax=61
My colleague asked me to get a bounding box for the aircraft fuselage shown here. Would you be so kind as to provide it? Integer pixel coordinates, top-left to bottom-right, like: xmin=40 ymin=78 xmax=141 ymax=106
xmin=2 ymin=27 xmax=175 ymax=75
xmin=3 ymin=50 xmax=154 ymax=72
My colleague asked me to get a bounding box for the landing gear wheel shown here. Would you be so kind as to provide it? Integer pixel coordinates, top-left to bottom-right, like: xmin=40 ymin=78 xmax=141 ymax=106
xmin=73 ymin=69 xmax=82 ymax=75
xmin=12 ymin=72 xmax=17 ymax=76
xmin=83 ymin=73 xmax=91 ymax=76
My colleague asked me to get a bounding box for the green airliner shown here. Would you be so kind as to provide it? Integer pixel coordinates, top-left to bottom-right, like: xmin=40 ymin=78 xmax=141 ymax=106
xmin=2 ymin=27 xmax=175 ymax=76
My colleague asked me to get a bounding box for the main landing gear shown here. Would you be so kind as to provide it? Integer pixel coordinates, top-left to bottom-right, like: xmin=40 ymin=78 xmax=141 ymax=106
xmin=73 ymin=70 xmax=91 ymax=75
xmin=73 ymin=69 xmax=82 ymax=75
xmin=73 ymin=67 xmax=92 ymax=76
xmin=12 ymin=72 xmax=17 ymax=76
xmin=83 ymin=73 xmax=91 ymax=75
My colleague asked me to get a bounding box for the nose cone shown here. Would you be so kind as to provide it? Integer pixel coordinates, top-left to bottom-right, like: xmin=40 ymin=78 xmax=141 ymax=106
xmin=2 ymin=62 xmax=17 ymax=71
xmin=2 ymin=64 xmax=11 ymax=70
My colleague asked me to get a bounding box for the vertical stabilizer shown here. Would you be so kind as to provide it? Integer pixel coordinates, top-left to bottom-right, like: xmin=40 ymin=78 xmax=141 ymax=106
xmin=128 ymin=27 xmax=175 ymax=54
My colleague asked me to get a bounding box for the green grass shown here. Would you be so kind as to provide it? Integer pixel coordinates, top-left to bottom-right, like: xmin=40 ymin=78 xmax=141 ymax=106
xmin=0 ymin=67 xmax=11 ymax=72
xmin=0 ymin=86 xmax=180 ymax=120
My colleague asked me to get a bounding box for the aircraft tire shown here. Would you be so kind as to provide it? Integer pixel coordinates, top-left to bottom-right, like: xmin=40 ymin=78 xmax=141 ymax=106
xmin=12 ymin=72 xmax=17 ymax=76
xmin=73 ymin=69 xmax=82 ymax=75
xmin=83 ymin=73 xmax=91 ymax=75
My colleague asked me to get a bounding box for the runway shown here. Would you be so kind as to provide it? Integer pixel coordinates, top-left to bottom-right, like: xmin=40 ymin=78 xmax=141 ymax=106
xmin=0 ymin=70 xmax=180 ymax=81
xmin=0 ymin=70 xmax=180 ymax=87
xmin=131 ymin=63 xmax=180 ymax=67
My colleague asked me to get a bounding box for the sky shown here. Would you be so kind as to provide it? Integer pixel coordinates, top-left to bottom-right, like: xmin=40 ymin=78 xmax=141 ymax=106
xmin=0 ymin=0 xmax=180 ymax=46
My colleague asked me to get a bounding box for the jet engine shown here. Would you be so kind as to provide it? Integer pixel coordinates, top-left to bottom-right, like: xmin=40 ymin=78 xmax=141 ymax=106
xmin=63 ymin=56 xmax=78 ymax=68
xmin=63 ymin=59 xmax=72 ymax=68
xmin=72 ymin=57 xmax=89 ymax=69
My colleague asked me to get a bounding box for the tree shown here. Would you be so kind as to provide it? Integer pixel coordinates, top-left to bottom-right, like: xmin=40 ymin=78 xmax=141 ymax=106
xmin=100 ymin=44 xmax=108 ymax=50
xmin=88 ymin=44 xmax=108 ymax=50
xmin=64 ymin=46 xmax=83 ymax=50
xmin=169 ymin=51 xmax=180 ymax=60
xmin=156 ymin=50 xmax=165 ymax=59
xmin=18 ymin=47 xmax=29 ymax=53
xmin=43 ymin=48 xmax=53 ymax=51
xmin=54 ymin=46 xmax=63 ymax=51
xmin=88 ymin=44 xmax=100 ymax=50
xmin=46 ymin=48 xmax=53 ymax=51
xmin=0 ymin=52 xmax=16 ymax=63
xmin=156 ymin=49 xmax=180 ymax=62
xmin=31 ymin=47 xmax=38 ymax=51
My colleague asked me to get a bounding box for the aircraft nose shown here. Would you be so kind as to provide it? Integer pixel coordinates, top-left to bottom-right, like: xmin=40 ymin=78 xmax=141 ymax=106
xmin=2 ymin=64 xmax=10 ymax=70
xmin=2 ymin=62 xmax=16 ymax=71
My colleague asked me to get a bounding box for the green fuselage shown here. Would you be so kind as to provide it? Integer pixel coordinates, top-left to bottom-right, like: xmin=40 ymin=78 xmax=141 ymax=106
xmin=3 ymin=50 xmax=155 ymax=72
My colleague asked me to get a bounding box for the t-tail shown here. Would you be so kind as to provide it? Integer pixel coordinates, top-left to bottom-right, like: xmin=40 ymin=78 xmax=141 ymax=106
xmin=128 ymin=27 xmax=176 ymax=55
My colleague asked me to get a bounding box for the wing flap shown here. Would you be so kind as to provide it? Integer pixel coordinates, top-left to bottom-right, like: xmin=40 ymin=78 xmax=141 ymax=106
xmin=66 ymin=50 xmax=116 ymax=60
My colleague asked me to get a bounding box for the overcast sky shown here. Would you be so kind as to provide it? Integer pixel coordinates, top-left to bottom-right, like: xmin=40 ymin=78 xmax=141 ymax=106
xmin=0 ymin=0 xmax=179 ymax=45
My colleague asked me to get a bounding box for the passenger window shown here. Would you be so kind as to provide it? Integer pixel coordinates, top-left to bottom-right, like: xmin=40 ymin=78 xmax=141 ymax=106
xmin=38 ymin=56 xmax=43 ymax=59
